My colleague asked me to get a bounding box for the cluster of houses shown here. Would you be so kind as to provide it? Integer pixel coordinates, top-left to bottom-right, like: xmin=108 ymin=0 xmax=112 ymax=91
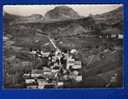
xmin=23 ymin=37 xmax=83 ymax=88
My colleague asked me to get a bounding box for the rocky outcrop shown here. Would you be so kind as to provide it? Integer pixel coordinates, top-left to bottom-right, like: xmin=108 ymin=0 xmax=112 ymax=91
xmin=44 ymin=6 xmax=80 ymax=20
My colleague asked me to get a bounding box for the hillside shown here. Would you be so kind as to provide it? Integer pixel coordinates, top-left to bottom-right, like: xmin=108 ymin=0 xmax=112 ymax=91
xmin=94 ymin=6 xmax=123 ymax=27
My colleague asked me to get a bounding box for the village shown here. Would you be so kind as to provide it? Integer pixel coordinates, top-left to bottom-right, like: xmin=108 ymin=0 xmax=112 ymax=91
xmin=23 ymin=35 xmax=83 ymax=88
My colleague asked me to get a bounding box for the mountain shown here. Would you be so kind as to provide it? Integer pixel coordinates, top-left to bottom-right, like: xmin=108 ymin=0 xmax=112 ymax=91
xmin=4 ymin=12 xmax=20 ymax=22
xmin=16 ymin=14 xmax=44 ymax=22
xmin=4 ymin=6 xmax=123 ymax=49
xmin=4 ymin=6 xmax=123 ymax=51
xmin=101 ymin=6 xmax=123 ymax=20
xmin=94 ymin=6 xmax=123 ymax=25
xmin=94 ymin=6 xmax=123 ymax=35
xmin=44 ymin=6 xmax=80 ymax=21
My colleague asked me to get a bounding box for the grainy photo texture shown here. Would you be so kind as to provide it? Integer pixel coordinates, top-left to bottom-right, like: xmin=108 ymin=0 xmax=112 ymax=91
xmin=3 ymin=4 xmax=123 ymax=89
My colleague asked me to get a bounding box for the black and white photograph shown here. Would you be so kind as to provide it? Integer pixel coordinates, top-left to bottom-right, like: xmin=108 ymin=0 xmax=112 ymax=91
xmin=3 ymin=4 xmax=123 ymax=89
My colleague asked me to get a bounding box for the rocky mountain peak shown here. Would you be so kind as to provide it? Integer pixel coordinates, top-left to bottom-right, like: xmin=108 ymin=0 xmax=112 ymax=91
xmin=44 ymin=6 xmax=80 ymax=20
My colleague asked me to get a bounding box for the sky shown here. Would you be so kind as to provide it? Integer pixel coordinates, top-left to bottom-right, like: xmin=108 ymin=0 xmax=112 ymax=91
xmin=4 ymin=4 xmax=122 ymax=17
